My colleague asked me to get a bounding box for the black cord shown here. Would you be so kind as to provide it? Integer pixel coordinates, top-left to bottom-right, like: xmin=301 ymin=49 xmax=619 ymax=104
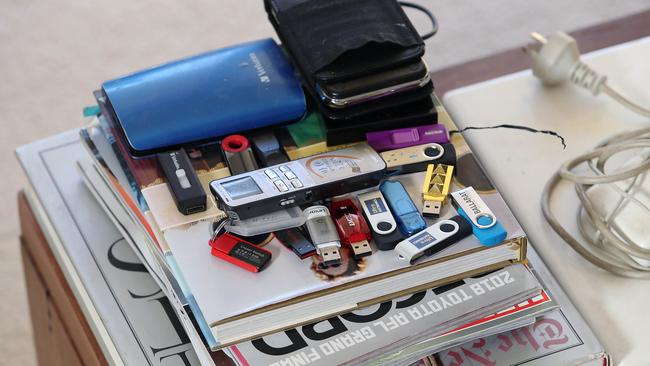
xmin=450 ymin=124 xmax=567 ymax=149
xmin=399 ymin=1 xmax=438 ymax=40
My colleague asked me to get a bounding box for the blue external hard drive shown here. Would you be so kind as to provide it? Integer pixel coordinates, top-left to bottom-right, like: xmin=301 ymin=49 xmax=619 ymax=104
xmin=102 ymin=38 xmax=306 ymax=155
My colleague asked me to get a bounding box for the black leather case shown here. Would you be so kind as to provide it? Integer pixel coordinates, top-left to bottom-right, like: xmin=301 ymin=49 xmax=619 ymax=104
xmin=265 ymin=0 xmax=424 ymax=82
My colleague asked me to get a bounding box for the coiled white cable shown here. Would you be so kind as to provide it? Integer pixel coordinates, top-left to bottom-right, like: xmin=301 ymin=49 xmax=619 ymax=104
xmin=541 ymin=128 xmax=650 ymax=277
xmin=527 ymin=31 xmax=650 ymax=277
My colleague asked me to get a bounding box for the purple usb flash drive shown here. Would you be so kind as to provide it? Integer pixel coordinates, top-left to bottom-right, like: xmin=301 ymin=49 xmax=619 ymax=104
xmin=366 ymin=124 xmax=449 ymax=152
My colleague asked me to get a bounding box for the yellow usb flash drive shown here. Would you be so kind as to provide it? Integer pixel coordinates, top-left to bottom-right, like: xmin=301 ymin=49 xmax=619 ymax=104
xmin=421 ymin=164 xmax=454 ymax=217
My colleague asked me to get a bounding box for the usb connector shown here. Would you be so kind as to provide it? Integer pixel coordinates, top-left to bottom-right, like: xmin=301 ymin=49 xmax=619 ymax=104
xmin=421 ymin=164 xmax=454 ymax=218
xmin=316 ymin=242 xmax=342 ymax=266
xmin=422 ymin=200 xmax=442 ymax=217
xmin=350 ymin=240 xmax=372 ymax=258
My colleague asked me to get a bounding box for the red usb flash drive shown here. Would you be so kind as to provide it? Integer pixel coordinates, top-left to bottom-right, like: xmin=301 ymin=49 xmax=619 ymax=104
xmin=331 ymin=199 xmax=373 ymax=259
xmin=209 ymin=233 xmax=272 ymax=272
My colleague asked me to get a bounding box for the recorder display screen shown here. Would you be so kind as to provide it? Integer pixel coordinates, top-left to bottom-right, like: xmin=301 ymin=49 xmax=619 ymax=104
xmin=221 ymin=177 xmax=262 ymax=200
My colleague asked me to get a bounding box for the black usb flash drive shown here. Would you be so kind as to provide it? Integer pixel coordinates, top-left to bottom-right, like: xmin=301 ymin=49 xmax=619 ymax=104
xmin=157 ymin=148 xmax=207 ymax=215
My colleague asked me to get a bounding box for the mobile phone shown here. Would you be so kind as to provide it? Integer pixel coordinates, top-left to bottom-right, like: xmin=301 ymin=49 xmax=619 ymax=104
xmin=210 ymin=144 xmax=386 ymax=220
xmin=315 ymin=61 xmax=430 ymax=108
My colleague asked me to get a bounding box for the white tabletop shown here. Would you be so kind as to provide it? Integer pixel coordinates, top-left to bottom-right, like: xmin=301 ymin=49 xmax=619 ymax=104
xmin=443 ymin=36 xmax=650 ymax=366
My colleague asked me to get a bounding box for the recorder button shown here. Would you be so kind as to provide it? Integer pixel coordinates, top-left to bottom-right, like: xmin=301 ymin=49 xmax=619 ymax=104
xmin=290 ymin=179 xmax=303 ymax=188
xmin=424 ymin=146 xmax=442 ymax=158
xmin=377 ymin=221 xmax=393 ymax=231
xmin=440 ymin=223 xmax=456 ymax=233
xmin=265 ymin=169 xmax=278 ymax=179
xmin=274 ymin=180 xmax=289 ymax=192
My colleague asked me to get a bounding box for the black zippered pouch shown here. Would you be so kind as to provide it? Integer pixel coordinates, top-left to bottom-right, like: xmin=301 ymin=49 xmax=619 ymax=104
xmin=265 ymin=0 xmax=425 ymax=83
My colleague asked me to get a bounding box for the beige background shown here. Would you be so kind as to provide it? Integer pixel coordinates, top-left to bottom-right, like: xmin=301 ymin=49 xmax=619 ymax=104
xmin=2 ymin=1 xmax=650 ymax=364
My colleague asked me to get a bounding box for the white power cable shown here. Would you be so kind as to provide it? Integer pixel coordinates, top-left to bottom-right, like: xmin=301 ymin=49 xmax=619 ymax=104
xmin=526 ymin=31 xmax=650 ymax=277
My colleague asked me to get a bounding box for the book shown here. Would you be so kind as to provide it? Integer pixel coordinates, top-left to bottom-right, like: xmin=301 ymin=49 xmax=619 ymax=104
xmin=16 ymin=130 xmax=609 ymax=366
xmin=81 ymin=91 xmax=529 ymax=349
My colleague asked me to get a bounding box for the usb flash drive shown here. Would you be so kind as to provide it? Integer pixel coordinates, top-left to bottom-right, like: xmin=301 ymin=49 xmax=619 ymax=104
xmin=395 ymin=215 xmax=473 ymax=264
xmin=381 ymin=143 xmax=457 ymax=175
xmin=274 ymin=227 xmax=316 ymax=259
xmin=331 ymin=199 xmax=372 ymax=259
xmin=157 ymin=148 xmax=207 ymax=215
xmin=209 ymin=233 xmax=272 ymax=272
xmin=304 ymin=205 xmax=342 ymax=266
xmin=251 ymin=130 xmax=289 ymax=167
xmin=421 ymin=164 xmax=454 ymax=217
xmin=221 ymin=134 xmax=259 ymax=175
xmin=379 ymin=180 xmax=427 ymax=236
xmin=357 ymin=190 xmax=405 ymax=251
xmin=450 ymin=186 xmax=507 ymax=246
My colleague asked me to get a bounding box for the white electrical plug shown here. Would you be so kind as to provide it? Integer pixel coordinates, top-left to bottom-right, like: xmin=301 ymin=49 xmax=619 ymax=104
xmin=524 ymin=31 xmax=607 ymax=95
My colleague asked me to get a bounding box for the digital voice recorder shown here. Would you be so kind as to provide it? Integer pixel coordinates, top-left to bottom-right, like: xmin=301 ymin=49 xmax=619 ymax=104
xmin=357 ymin=190 xmax=405 ymax=251
xmin=394 ymin=215 xmax=472 ymax=264
xmin=210 ymin=144 xmax=386 ymax=220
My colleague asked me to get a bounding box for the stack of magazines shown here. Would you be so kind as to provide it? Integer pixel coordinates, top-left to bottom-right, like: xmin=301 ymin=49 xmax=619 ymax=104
xmin=15 ymin=79 xmax=595 ymax=365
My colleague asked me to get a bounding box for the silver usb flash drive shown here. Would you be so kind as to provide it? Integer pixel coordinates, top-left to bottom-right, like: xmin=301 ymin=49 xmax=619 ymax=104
xmin=304 ymin=205 xmax=342 ymax=266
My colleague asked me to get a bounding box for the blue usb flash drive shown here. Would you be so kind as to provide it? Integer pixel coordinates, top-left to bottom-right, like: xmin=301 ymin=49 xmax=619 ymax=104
xmin=450 ymin=187 xmax=507 ymax=246
xmin=379 ymin=180 xmax=427 ymax=236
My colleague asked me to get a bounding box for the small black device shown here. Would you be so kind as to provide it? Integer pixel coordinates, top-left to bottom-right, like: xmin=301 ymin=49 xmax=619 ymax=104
xmin=251 ymin=131 xmax=289 ymax=167
xmin=157 ymin=148 xmax=207 ymax=215
xmin=316 ymin=60 xmax=430 ymax=108
xmin=275 ymin=227 xmax=317 ymax=259
xmin=323 ymin=95 xmax=438 ymax=145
